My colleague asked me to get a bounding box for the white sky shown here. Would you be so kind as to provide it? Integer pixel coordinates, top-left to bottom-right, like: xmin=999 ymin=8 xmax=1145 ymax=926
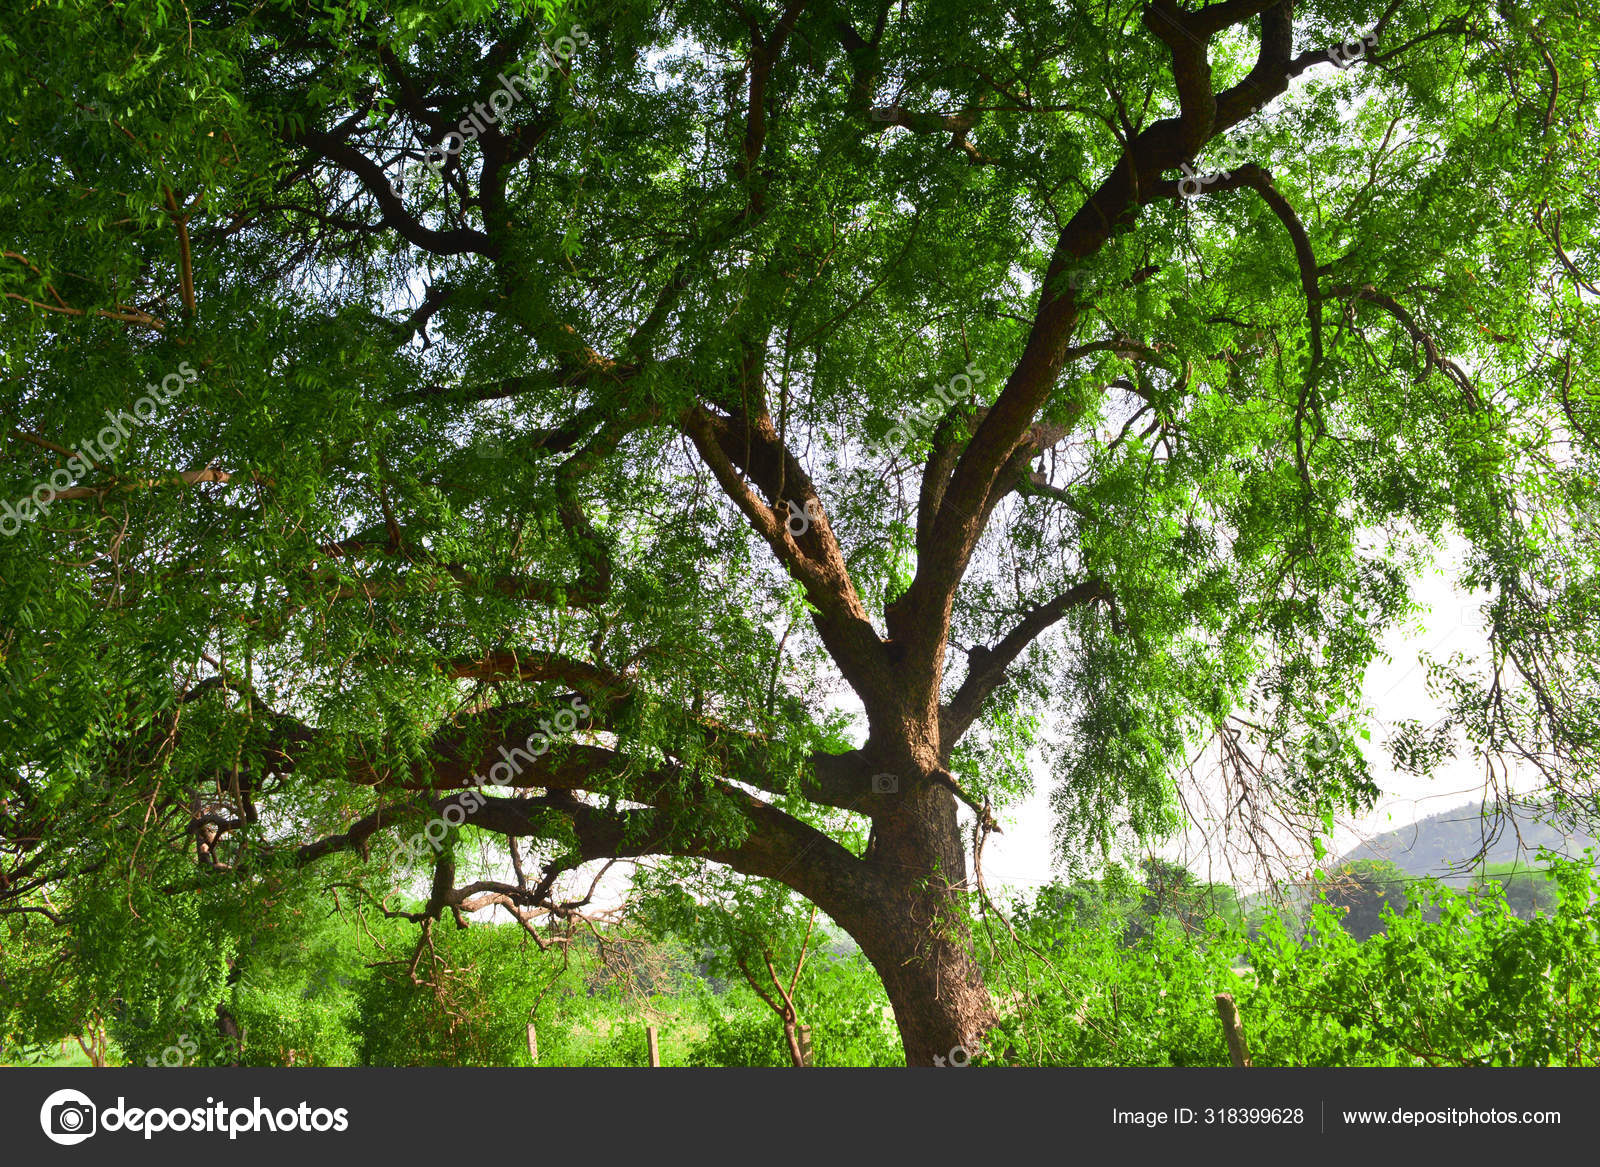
xmin=978 ymin=538 xmax=1552 ymax=896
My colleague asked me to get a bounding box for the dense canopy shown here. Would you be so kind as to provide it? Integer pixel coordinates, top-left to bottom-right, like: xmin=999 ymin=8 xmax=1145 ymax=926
xmin=2 ymin=0 xmax=1597 ymax=1063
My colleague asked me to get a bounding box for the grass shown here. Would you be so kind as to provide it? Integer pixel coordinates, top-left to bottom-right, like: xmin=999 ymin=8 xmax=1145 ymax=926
xmin=2 ymin=1040 xmax=104 ymax=1067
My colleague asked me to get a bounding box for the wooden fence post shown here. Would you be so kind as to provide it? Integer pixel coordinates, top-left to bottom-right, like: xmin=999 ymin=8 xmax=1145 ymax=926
xmin=1214 ymin=993 xmax=1251 ymax=1067
xmin=526 ymin=1021 xmax=539 ymax=1066
xmin=797 ymin=1025 xmax=814 ymax=1067
xmin=646 ymin=1025 xmax=661 ymax=1067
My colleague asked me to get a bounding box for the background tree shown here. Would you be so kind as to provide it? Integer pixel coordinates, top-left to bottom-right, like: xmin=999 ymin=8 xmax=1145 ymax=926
xmin=1018 ymin=863 xmax=1143 ymax=935
xmin=3 ymin=0 xmax=1599 ymax=1065
xmin=632 ymin=864 xmax=824 ymax=1065
xmin=1131 ymin=858 xmax=1242 ymax=938
xmin=1323 ymin=858 xmax=1409 ymax=941
xmin=1473 ymin=860 xmax=1561 ymax=920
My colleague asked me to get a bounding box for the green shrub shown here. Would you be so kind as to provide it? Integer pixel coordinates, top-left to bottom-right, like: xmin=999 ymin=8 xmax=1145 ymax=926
xmin=984 ymin=856 xmax=1600 ymax=1067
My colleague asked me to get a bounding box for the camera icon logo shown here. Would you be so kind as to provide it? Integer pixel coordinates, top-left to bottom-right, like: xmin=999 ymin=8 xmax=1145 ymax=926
xmin=40 ymin=1088 xmax=97 ymax=1145
xmin=471 ymin=434 xmax=508 ymax=461
xmin=871 ymin=772 xmax=898 ymax=794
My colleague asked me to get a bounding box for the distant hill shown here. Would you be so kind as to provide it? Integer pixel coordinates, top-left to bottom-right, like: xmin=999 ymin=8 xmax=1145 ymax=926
xmin=1340 ymin=802 xmax=1598 ymax=886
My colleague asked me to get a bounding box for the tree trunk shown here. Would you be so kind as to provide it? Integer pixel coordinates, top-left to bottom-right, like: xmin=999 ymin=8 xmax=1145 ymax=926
xmin=215 ymin=1002 xmax=244 ymax=1066
xmin=843 ymin=780 xmax=999 ymax=1066
xmin=782 ymin=1016 xmax=805 ymax=1067
xmin=852 ymin=885 xmax=998 ymax=1065
xmin=1214 ymin=993 xmax=1251 ymax=1067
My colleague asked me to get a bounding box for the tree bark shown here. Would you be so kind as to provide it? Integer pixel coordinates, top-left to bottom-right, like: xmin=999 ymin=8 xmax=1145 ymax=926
xmin=782 ymin=1016 xmax=805 ymax=1067
xmin=841 ymin=780 xmax=999 ymax=1065
xmin=858 ymin=900 xmax=998 ymax=1065
xmin=215 ymin=1002 xmax=244 ymax=1067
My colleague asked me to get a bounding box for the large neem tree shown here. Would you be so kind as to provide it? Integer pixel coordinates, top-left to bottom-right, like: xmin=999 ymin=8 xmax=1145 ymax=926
xmin=1 ymin=0 xmax=1597 ymax=1065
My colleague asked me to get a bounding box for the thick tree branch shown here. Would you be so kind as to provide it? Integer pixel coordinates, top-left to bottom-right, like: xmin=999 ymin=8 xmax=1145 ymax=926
xmin=294 ymin=128 xmax=494 ymax=256
xmin=889 ymin=0 xmax=1260 ymax=702
xmin=681 ymin=404 xmax=889 ymax=699
xmin=941 ymin=579 xmax=1113 ymax=746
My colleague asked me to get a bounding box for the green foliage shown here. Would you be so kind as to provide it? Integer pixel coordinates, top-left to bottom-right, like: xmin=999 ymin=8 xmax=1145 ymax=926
xmin=348 ymin=910 xmax=661 ymax=1068
xmin=8 ymin=854 xmax=1597 ymax=1067
xmin=1249 ymin=860 xmax=1600 ymax=1066
xmin=3 ymin=0 xmax=1599 ymax=1066
xmin=1011 ymin=859 xmax=1243 ymax=946
xmin=354 ymin=930 xmax=533 ymax=1068
xmin=989 ymin=906 xmax=1243 ymax=1067
xmin=1473 ymin=860 xmax=1561 ymax=919
xmin=684 ymin=954 xmax=900 ymax=1067
xmin=989 ymin=856 xmax=1600 ymax=1068
xmin=1322 ymin=859 xmax=1410 ymax=941
xmin=0 ymin=902 xmax=104 ymax=1060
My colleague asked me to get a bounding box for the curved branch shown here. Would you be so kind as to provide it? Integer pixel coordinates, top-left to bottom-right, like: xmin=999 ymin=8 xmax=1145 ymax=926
xmin=294 ymin=128 xmax=494 ymax=257
xmin=941 ymin=578 xmax=1112 ymax=746
xmin=681 ymin=404 xmax=887 ymax=697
